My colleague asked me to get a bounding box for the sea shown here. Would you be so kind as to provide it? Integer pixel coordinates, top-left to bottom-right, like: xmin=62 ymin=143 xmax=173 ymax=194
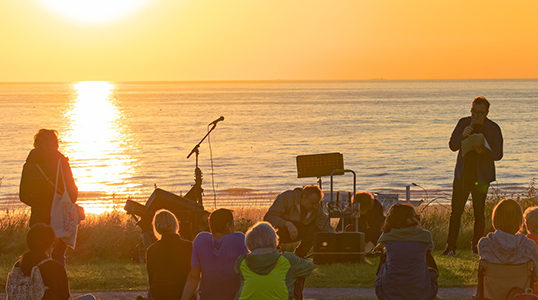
xmin=0 ymin=80 xmax=536 ymax=212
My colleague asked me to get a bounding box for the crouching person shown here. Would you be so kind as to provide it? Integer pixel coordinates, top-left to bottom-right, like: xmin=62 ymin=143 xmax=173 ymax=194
xmin=375 ymin=204 xmax=438 ymax=300
xmin=234 ymin=222 xmax=314 ymax=300
xmin=264 ymin=185 xmax=329 ymax=300
xmin=6 ymin=223 xmax=95 ymax=300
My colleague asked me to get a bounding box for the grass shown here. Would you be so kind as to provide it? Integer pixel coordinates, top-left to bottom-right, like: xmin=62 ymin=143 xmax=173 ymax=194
xmin=0 ymin=180 xmax=535 ymax=293
xmin=0 ymin=250 xmax=478 ymax=291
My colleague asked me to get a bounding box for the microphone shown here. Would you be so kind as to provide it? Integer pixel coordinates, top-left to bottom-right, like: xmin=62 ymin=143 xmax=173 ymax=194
xmin=470 ymin=119 xmax=476 ymax=128
xmin=208 ymin=116 xmax=224 ymax=126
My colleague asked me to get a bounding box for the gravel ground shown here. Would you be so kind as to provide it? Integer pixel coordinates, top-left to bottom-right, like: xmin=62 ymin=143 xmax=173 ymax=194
xmin=1 ymin=287 xmax=477 ymax=299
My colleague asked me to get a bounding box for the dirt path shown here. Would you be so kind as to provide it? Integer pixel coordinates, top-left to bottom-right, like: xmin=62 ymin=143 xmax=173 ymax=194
xmin=1 ymin=287 xmax=476 ymax=299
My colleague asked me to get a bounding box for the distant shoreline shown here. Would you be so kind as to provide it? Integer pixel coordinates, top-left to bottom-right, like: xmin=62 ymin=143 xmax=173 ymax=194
xmin=1 ymin=185 xmax=532 ymax=212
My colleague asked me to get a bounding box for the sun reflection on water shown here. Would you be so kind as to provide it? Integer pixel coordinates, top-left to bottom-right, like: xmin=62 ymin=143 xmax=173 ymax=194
xmin=61 ymin=81 xmax=136 ymax=214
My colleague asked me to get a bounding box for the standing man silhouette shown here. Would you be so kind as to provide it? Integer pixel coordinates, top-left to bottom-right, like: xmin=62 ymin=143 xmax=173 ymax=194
xmin=442 ymin=96 xmax=503 ymax=256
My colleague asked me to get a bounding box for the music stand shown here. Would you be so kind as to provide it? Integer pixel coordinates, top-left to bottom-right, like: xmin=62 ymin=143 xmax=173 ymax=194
xmin=296 ymin=152 xmax=344 ymax=188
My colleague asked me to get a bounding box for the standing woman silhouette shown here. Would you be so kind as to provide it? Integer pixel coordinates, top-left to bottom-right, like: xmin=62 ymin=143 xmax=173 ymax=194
xmin=19 ymin=129 xmax=79 ymax=266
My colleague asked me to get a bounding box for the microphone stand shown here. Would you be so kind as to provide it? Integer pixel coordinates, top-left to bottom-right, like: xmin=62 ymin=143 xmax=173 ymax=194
xmin=185 ymin=122 xmax=220 ymax=208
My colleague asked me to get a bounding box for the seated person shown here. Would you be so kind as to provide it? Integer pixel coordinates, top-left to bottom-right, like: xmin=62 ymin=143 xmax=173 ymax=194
xmin=375 ymin=204 xmax=438 ymax=300
xmin=234 ymin=221 xmax=314 ymax=300
xmin=478 ymin=199 xmax=538 ymax=275
xmin=6 ymin=223 xmax=95 ymax=300
xmin=339 ymin=192 xmax=385 ymax=252
xmin=524 ymin=206 xmax=538 ymax=245
xmin=523 ymin=206 xmax=538 ymax=292
xmin=146 ymin=210 xmax=192 ymax=300
xmin=181 ymin=209 xmax=248 ymax=300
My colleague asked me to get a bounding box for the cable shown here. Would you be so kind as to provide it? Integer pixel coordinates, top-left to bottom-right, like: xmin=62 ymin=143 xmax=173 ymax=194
xmin=207 ymin=125 xmax=217 ymax=209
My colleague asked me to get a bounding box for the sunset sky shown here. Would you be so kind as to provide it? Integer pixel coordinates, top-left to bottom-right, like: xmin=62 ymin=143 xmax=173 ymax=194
xmin=2 ymin=0 xmax=538 ymax=81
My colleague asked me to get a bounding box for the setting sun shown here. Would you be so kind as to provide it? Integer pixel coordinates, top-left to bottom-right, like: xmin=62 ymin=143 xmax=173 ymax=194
xmin=36 ymin=0 xmax=149 ymax=24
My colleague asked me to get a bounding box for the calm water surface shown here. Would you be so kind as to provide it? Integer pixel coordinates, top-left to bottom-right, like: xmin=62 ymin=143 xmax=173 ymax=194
xmin=0 ymin=80 xmax=536 ymax=212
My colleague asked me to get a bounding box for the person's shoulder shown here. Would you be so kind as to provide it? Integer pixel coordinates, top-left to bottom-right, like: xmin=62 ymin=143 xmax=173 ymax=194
xmin=485 ymin=118 xmax=501 ymax=129
xmin=193 ymin=232 xmax=213 ymax=243
xmin=373 ymin=198 xmax=384 ymax=211
xmin=478 ymin=233 xmax=493 ymax=248
xmin=277 ymin=189 xmax=294 ymax=199
xmin=457 ymin=116 xmax=471 ymax=124
xmin=12 ymin=259 xmax=22 ymax=270
xmin=277 ymin=188 xmax=302 ymax=202
xmin=519 ymin=234 xmax=537 ymax=248
xmin=147 ymin=240 xmax=159 ymax=252
xmin=227 ymin=232 xmax=246 ymax=242
xmin=176 ymin=236 xmax=193 ymax=250
xmin=39 ymin=258 xmax=65 ymax=275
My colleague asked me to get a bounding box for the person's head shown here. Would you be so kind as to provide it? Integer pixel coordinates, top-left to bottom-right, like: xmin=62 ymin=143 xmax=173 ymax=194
xmin=153 ymin=209 xmax=179 ymax=239
xmin=209 ymin=208 xmax=234 ymax=234
xmin=524 ymin=206 xmax=538 ymax=234
xmin=245 ymin=221 xmax=278 ymax=251
xmin=27 ymin=223 xmax=56 ymax=254
xmin=354 ymin=192 xmax=375 ymax=216
xmin=382 ymin=203 xmax=420 ymax=233
xmin=471 ymin=96 xmax=490 ymax=124
xmin=33 ymin=129 xmax=59 ymax=151
xmin=492 ymin=198 xmax=523 ymax=235
xmin=300 ymin=185 xmax=323 ymax=212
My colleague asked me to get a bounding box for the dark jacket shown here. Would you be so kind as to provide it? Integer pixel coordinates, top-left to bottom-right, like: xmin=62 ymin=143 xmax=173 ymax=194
xmin=264 ymin=188 xmax=330 ymax=231
xmin=19 ymin=148 xmax=78 ymax=226
xmin=449 ymin=117 xmax=503 ymax=184
xmin=17 ymin=252 xmax=70 ymax=300
xmin=358 ymin=199 xmax=385 ymax=244
xmin=147 ymin=233 xmax=192 ymax=300
xmin=375 ymin=227 xmax=438 ymax=300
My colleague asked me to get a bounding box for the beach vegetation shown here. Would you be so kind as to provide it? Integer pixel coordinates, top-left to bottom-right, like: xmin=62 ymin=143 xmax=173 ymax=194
xmin=0 ymin=182 xmax=535 ymax=291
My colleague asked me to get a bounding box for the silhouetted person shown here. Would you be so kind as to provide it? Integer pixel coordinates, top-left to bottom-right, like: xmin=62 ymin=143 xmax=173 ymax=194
xmin=19 ymin=129 xmax=79 ymax=265
xmin=478 ymin=199 xmax=538 ymax=276
xmin=443 ymin=96 xmax=503 ymax=256
xmin=6 ymin=223 xmax=95 ymax=300
xmin=264 ymin=185 xmax=330 ymax=300
xmin=146 ymin=210 xmax=192 ymax=300
xmin=181 ymin=209 xmax=248 ymax=300
xmin=339 ymin=192 xmax=385 ymax=252
xmin=375 ymin=204 xmax=438 ymax=300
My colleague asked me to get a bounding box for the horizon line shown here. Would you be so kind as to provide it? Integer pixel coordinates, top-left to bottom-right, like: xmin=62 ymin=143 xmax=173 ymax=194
xmin=1 ymin=77 xmax=538 ymax=84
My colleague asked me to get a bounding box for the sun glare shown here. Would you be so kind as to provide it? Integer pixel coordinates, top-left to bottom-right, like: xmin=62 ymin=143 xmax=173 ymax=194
xmin=37 ymin=0 xmax=149 ymax=24
xmin=61 ymin=81 xmax=137 ymax=214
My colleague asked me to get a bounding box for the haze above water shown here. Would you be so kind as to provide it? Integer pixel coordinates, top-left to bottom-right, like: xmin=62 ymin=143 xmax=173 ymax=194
xmin=0 ymin=80 xmax=536 ymax=212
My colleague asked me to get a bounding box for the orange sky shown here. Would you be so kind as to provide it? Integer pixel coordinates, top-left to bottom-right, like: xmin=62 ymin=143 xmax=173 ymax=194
xmin=1 ymin=0 xmax=538 ymax=81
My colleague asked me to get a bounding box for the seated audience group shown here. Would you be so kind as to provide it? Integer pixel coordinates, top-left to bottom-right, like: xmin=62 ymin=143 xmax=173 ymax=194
xmin=8 ymin=186 xmax=538 ymax=300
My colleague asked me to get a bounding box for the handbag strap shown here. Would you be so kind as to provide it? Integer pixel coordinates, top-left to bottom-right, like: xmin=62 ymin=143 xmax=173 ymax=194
xmin=54 ymin=159 xmax=62 ymax=195
xmin=35 ymin=164 xmax=55 ymax=188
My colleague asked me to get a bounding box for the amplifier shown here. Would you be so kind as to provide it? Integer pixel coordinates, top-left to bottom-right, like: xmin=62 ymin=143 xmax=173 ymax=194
xmin=313 ymin=232 xmax=365 ymax=264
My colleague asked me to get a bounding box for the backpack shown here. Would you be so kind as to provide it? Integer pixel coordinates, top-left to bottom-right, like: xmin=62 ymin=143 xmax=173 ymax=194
xmin=6 ymin=258 xmax=52 ymax=300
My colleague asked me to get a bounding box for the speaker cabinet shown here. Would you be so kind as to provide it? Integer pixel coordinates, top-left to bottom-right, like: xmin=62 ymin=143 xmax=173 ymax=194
xmin=313 ymin=232 xmax=365 ymax=264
